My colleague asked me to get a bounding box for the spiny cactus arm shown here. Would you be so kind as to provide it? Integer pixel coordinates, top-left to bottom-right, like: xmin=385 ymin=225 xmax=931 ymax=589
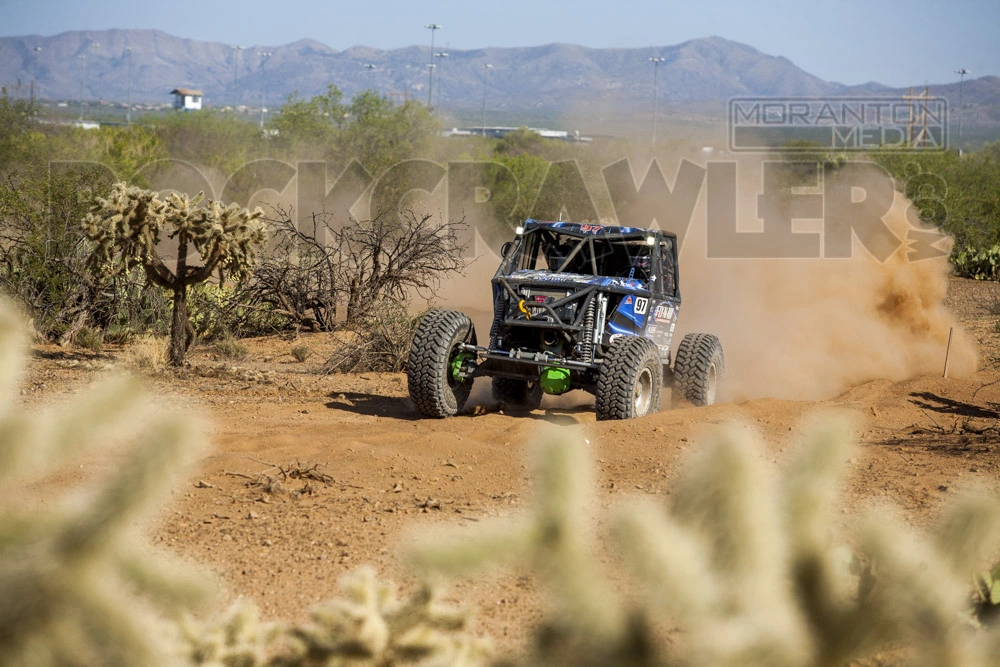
xmin=177 ymin=597 xmax=285 ymax=667
xmin=0 ymin=375 xmax=147 ymax=488
xmin=0 ymin=376 xmax=152 ymax=485
xmin=859 ymin=516 xmax=977 ymax=666
xmin=187 ymin=202 xmax=267 ymax=285
xmin=779 ymin=421 xmax=870 ymax=660
xmin=114 ymin=547 xmax=215 ymax=612
xmin=53 ymin=418 xmax=198 ymax=564
xmin=932 ymin=498 xmax=1000 ymax=582
xmin=65 ymin=583 xmax=173 ymax=667
xmin=0 ymin=511 xmax=56 ymax=552
xmin=613 ymin=502 xmax=718 ymax=621
xmin=408 ymin=521 xmax=536 ymax=577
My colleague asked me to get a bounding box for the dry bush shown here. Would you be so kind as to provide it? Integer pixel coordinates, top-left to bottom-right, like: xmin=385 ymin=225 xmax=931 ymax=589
xmin=251 ymin=207 xmax=467 ymax=332
xmin=214 ymin=336 xmax=249 ymax=361
xmin=123 ymin=334 xmax=169 ymax=371
xmin=290 ymin=344 xmax=311 ymax=363
xmin=74 ymin=325 xmax=104 ymax=353
xmin=320 ymin=302 xmax=420 ymax=374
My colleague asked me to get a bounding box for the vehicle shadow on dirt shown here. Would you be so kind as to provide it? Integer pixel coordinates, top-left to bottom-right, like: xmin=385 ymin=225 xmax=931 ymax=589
xmin=908 ymin=391 xmax=1000 ymax=419
xmin=325 ymin=392 xmax=422 ymax=421
xmin=324 ymin=391 xmax=591 ymax=425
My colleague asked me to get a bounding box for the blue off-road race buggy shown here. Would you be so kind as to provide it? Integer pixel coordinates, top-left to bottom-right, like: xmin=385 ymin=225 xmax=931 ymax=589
xmin=407 ymin=219 xmax=724 ymax=420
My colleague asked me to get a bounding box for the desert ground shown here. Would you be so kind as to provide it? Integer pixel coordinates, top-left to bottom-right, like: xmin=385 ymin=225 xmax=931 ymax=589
xmin=15 ymin=275 xmax=1000 ymax=655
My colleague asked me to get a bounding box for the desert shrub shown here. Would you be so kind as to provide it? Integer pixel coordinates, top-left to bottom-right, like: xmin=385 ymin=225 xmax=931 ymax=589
xmin=321 ymin=302 xmax=420 ymax=374
xmin=249 ymin=212 xmax=341 ymax=333
xmin=74 ymin=325 xmax=103 ymax=353
xmin=123 ymin=334 xmax=169 ymax=371
xmin=290 ymin=344 xmax=311 ymax=362
xmin=213 ymin=336 xmax=249 ymax=361
xmin=251 ymin=207 xmax=466 ymax=333
xmin=953 ymin=245 xmax=1000 ymax=280
xmin=147 ymin=110 xmax=264 ymax=177
xmin=873 ymin=143 xmax=1000 ymax=261
xmin=187 ymin=282 xmax=285 ymax=341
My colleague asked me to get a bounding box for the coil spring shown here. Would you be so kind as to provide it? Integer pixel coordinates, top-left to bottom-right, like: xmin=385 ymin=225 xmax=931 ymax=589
xmin=581 ymin=298 xmax=596 ymax=361
xmin=489 ymin=298 xmax=508 ymax=350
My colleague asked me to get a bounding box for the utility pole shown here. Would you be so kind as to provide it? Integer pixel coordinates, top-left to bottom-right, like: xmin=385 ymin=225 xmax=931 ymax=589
xmin=232 ymin=45 xmax=242 ymax=110
xmin=126 ymin=46 xmax=132 ymax=126
xmin=258 ymin=51 xmax=272 ymax=129
xmin=434 ymin=51 xmax=449 ymax=113
xmin=649 ymin=56 xmax=665 ymax=144
xmin=424 ymin=24 xmax=441 ymax=108
xmin=481 ymin=63 xmax=493 ymax=136
xmin=77 ymin=54 xmax=86 ymax=121
xmin=31 ymin=46 xmax=41 ymax=105
xmin=955 ymin=67 xmax=969 ymax=153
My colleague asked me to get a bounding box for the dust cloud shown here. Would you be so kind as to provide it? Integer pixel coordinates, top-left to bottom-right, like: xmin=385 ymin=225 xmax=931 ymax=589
xmin=676 ymin=160 xmax=976 ymax=402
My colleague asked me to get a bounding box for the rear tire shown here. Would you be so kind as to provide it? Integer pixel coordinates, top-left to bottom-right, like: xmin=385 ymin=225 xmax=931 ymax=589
xmin=492 ymin=377 xmax=544 ymax=411
xmin=673 ymin=333 xmax=724 ymax=407
xmin=407 ymin=309 xmax=477 ymax=418
xmin=595 ymin=337 xmax=663 ymax=420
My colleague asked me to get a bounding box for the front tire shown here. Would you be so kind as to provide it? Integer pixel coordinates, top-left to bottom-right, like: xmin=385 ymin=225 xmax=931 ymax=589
xmin=407 ymin=309 xmax=477 ymax=418
xmin=595 ymin=337 xmax=663 ymax=420
xmin=673 ymin=333 xmax=724 ymax=406
xmin=492 ymin=377 xmax=544 ymax=411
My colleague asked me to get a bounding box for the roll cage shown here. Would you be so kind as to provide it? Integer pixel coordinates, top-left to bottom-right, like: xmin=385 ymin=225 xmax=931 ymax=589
xmin=496 ymin=219 xmax=679 ymax=299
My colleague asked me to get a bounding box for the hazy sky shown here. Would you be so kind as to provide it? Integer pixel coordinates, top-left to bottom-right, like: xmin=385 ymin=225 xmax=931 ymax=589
xmin=2 ymin=0 xmax=997 ymax=87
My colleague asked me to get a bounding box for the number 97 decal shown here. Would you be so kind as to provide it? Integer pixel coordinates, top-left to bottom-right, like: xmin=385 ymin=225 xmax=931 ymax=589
xmin=634 ymin=297 xmax=649 ymax=315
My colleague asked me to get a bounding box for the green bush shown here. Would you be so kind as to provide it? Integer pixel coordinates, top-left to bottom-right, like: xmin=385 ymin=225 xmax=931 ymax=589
xmin=953 ymin=245 xmax=1000 ymax=280
xmin=74 ymin=325 xmax=103 ymax=353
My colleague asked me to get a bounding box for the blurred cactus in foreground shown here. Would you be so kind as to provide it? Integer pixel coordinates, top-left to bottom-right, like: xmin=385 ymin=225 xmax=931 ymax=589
xmin=0 ymin=296 xmax=487 ymax=667
xmin=411 ymin=424 xmax=1000 ymax=666
xmin=180 ymin=567 xmax=490 ymax=666
xmin=6 ymin=284 xmax=1000 ymax=666
xmin=0 ymin=300 xmax=212 ymax=667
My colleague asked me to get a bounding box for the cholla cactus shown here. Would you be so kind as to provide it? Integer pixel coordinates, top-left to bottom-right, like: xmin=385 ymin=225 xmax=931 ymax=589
xmin=410 ymin=424 xmax=1000 ymax=666
xmin=0 ymin=300 xmax=212 ymax=667
xmin=178 ymin=598 xmax=286 ymax=667
xmin=83 ymin=182 xmax=266 ymax=366
xmin=180 ymin=567 xmax=490 ymax=667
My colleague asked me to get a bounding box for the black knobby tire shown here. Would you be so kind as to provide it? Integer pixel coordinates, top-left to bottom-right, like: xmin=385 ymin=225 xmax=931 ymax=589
xmin=407 ymin=309 xmax=477 ymax=418
xmin=492 ymin=377 xmax=544 ymax=411
xmin=673 ymin=333 xmax=724 ymax=407
xmin=595 ymin=336 xmax=663 ymax=421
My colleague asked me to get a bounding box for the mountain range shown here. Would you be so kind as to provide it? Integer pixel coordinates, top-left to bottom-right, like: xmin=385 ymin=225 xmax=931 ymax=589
xmin=1 ymin=29 xmax=998 ymax=123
